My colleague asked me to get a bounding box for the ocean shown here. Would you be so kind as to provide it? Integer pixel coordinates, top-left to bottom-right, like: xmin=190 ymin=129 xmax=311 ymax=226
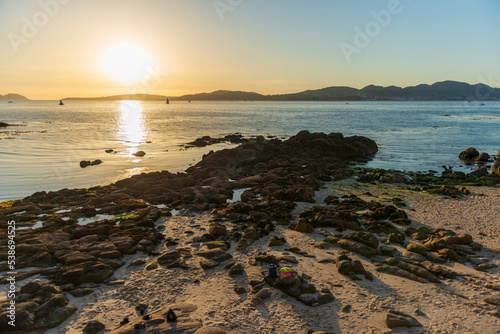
xmin=1 ymin=100 xmax=499 ymax=201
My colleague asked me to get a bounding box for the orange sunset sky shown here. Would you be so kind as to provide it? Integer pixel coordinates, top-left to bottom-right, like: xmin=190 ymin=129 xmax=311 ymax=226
xmin=0 ymin=0 xmax=499 ymax=100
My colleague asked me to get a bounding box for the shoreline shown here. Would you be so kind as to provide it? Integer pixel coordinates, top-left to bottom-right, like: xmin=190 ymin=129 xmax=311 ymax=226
xmin=0 ymin=131 xmax=499 ymax=333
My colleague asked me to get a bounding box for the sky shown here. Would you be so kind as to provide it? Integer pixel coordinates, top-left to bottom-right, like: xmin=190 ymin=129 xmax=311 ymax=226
xmin=0 ymin=0 xmax=499 ymax=99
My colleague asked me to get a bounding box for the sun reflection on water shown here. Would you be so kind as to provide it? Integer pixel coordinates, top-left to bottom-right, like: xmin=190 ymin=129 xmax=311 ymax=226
xmin=118 ymin=100 xmax=147 ymax=155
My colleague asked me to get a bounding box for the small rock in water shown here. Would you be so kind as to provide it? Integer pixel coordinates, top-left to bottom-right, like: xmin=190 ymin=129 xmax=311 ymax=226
xmin=458 ymin=147 xmax=479 ymax=160
xmin=80 ymin=160 xmax=91 ymax=168
xmin=80 ymin=159 xmax=102 ymax=168
xmin=133 ymin=151 xmax=146 ymax=157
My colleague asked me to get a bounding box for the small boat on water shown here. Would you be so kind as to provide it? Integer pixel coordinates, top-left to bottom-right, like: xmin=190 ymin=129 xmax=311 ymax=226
xmin=7 ymin=94 xmax=13 ymax=103
xmin=166 ymin=98 xmax=169 ymax=104
xmin=480 ymin=103 xmax=485 ymax=106
xmin=59 ymin=100 xmax=64 ymax=105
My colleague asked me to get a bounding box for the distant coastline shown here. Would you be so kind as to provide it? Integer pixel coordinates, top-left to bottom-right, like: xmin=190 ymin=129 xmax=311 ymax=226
xmin=4 ymin=80 xmax=500 ymax=102
xmin=62 ymin=80 xmax=500 ymax=102
xmin=0 ymin=93 xmax=29 ymax=101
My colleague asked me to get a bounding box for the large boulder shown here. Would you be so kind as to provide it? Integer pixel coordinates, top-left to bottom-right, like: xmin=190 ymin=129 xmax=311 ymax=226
xmin=342 ymin=231 xmax=379 ymax=249
xmin=194 ymin=131 xmax=377 ymax=172
xmin=269 ymin=274 xmax=303 ymax=298
xmin=57 ymin=261 xmax=114 ymax=285
xmin=197 ymin=248 xmax=232 ymax=268
xmin=7 ymin=242 xmax=55 ymax=269
xmin=110 ymin=236 xmax=137 ymax=254
xmin=441 ymin=233 xmax=473 ymax=245
xmin=157 ymin=250 xmax=181 ymax=266
xmin=475 ymin=152 xmax=490 ymax=162
xmin=0 ymin=282 xmax=76 ymax=331
xmin=208 ymin=223 xmax=227 ymax=236
xmin=458 ymin=147 xmax=479 ymax=160
xmin=83 ymin=320 xmax=106 ymax=334
xmin=338 ymin=239 xmax=378 ymax=257
xmin=295 ymin=218 xmax=315 ymax=233
xmin=384 ymin=257 xmax=440 ymax=283
xmin=303 ymin=207 xmax=361 ymax=232
xmin=406 ymin=243 xmax=428 ymax=256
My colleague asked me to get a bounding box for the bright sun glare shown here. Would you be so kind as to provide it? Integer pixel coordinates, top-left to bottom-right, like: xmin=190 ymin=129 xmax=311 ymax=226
xmin=102 ymin=44 xmax=151 ymax=83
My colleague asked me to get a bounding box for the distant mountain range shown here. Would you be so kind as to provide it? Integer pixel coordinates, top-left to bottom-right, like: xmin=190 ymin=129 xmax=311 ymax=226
xmin=0 ymin=93 xmax=29 ymax=100
xmin=10 ymin=80 xmax=500 ymax=102
xmin=65 ymin=94 xmax=167 ymax=101
xmin=63 ymin=81 xmax=500 ymax=102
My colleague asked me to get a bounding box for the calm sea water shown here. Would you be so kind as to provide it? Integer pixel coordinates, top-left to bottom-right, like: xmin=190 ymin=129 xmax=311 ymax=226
xmin=0 ymin=100 xmax=499 ymax=201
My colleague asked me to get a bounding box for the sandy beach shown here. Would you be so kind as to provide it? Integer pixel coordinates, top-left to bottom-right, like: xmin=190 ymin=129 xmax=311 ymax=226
xmin=0 ymin=132 xmax=499 ymax=334
xmin=42 ymin=182 xmax=500 ymax=334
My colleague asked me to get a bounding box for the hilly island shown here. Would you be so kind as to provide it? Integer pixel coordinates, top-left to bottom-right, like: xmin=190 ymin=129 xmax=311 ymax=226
xmin=0 ymin=93 xmax=29 ymax=100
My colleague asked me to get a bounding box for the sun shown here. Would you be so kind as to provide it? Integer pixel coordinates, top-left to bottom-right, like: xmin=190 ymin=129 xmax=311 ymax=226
xmin=102 ymin=43 xmax=152 ymax=83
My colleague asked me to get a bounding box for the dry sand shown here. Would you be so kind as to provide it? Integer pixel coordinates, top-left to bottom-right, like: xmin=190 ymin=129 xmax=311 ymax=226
xmin=15 ymin=181 xmax=500 ymax=333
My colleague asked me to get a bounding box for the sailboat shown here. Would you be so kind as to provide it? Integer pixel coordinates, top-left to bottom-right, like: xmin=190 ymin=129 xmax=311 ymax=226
xmin=59 ymin=100 xmax=64 ymax=105
xmin=166 ymin=98 xmax=170 ymax=104
xmin=7 ymin=94 xmax=13 ymax=103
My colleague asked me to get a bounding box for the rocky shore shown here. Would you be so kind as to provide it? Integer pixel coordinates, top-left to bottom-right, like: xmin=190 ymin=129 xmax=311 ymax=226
xmin=0 ymin=130 xmax=499 ymax=333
